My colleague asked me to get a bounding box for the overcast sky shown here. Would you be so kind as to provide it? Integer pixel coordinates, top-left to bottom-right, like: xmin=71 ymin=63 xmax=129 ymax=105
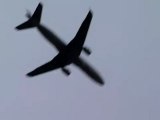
xmin=0 ymin=0 xmax=159 ymax=120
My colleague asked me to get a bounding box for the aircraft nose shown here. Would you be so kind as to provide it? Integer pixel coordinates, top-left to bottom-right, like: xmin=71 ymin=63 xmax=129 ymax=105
xmin=98 ymin=79 xmax=105 ymax=86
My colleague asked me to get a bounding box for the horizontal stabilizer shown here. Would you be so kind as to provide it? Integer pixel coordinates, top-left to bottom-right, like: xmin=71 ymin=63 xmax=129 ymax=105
xmin=16 ymin=3 xmax=42 ymax=30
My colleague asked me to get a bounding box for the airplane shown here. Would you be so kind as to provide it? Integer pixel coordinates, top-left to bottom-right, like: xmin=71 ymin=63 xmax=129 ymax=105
xmin=15 ymin=3 xmax=104 ymax=85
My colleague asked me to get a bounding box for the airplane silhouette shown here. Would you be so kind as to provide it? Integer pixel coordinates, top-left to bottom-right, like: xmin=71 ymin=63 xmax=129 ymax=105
xmin=15 ymin=3 xmax=104 ymax=85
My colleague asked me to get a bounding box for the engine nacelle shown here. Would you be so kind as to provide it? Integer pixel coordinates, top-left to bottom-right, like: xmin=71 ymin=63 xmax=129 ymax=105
xmin=61 ymin=68 xmax=71 ymax=76
xmin=83 ymin=47 xmax=91 ymax=55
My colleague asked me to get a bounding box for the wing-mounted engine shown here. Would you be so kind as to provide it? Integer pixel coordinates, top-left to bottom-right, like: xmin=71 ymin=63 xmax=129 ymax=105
xmin=83 ymin=47 xmax=91 ymax=55
xmin=61 ymin=68 xmax=71 ymax=76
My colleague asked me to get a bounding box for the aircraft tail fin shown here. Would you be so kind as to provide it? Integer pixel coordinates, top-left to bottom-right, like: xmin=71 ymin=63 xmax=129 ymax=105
xmin=15 ymin=3 xmax=42 ymax=30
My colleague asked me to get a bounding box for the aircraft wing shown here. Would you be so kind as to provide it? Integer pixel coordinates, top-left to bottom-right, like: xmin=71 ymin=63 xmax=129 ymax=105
xmin=27 ymin=60 xmax=60 ymax=77
xmin=27 ymin=51 xmax=67 ymax=77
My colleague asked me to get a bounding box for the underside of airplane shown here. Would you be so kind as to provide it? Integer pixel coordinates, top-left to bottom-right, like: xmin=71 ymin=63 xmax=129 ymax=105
xmin=15 ymin=3 xmax=104 ymax=86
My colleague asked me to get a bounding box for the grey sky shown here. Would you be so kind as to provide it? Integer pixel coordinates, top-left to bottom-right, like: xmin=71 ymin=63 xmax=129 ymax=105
xmin=0 ymin=0 xmax=159 ymax=120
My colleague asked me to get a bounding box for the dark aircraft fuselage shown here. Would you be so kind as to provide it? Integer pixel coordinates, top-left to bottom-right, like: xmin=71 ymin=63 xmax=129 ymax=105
xmin=16 ymin=3 xmax=104 ymax=85
xmin=36 ymin=24 xmax=104 ymax=85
